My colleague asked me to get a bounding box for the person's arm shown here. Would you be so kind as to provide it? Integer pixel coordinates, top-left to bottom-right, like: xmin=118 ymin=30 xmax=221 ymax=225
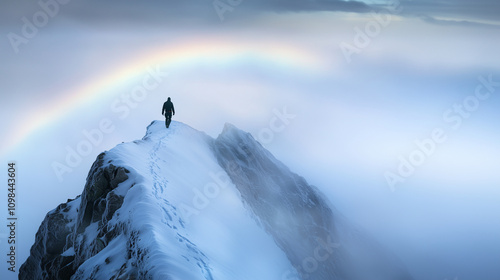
xmin=172 ymin=104 xmax=175 ymax=115
xmin=162 ymin=103 xmax=165 ymax=115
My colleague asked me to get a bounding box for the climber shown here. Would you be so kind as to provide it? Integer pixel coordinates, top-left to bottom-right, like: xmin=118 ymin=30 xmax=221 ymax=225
xmin=162 ymin=97 xmax=175 ymax=128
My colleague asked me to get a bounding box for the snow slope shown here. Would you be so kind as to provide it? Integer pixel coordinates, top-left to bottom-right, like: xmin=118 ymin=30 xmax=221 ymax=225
xmin=20 ymin=121 xmax=413 ymax=280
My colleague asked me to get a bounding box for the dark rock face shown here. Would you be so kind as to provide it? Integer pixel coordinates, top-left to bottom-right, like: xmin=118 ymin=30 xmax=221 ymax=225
xmin=72 ymin=154 xmax=129 ymax=271
xmin=19 ymin=153 xmax=130 ymax=280
xmin=76 ymin=153 xmax=128 ymax=234
xmin=18 ymin=199 xmax=77 ymax=280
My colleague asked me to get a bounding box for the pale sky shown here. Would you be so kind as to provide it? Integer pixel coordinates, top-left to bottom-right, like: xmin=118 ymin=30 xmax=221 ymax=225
xmin=1 ymin=1 xmax=500 ymax=279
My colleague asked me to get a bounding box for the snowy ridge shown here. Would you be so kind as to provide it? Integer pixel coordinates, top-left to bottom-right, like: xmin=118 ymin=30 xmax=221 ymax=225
xmin=20 ymin=121 xmax=413 ymax=280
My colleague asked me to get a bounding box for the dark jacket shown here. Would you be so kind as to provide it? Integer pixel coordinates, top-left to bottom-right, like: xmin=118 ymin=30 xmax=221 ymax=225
xmin=162 ymin=101 xmax=175 ymax=116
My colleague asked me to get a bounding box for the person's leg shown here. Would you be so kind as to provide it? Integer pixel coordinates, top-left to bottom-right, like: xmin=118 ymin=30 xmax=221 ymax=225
xmin=166 ymin=112 xmax=172 ymax=128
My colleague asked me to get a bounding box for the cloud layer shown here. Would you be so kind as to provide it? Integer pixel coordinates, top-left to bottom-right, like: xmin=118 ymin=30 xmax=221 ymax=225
xmin=2 ymin=0 xmax=499 ymax=27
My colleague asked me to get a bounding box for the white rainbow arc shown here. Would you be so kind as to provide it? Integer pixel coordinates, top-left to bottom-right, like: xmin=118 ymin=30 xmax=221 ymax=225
xmin=3 ymin=38 xmax=328 ymax=155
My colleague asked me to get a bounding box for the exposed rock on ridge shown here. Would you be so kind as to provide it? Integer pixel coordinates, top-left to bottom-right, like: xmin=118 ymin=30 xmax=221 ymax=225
xmin=20 ymin=153 xmax=131 ymax=280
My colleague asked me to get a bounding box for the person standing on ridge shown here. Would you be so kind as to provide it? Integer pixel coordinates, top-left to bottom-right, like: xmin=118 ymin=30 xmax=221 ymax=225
xmin=162 ymin=97 xmax=175 ymax=128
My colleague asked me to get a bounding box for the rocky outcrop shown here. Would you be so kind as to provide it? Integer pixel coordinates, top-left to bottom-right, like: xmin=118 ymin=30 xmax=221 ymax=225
xmin=19 ymin=153 xmax=130 ymax=280
xmin=18 ymin=198 xmax=78 ymax=280
xmin=20 ymin=121 xmax=413 ymax=280
xmin=72 ymin=153 xmax=129 ymax=271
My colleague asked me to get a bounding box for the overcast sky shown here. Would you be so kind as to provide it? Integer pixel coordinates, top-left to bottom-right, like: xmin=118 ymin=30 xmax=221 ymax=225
xmin=1 ymin=1 xmax=500 ymax=279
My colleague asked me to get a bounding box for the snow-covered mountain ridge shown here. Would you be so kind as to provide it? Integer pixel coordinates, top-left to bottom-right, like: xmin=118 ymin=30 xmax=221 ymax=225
xmin=20 ymin=121 xmax=413 ymax=280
